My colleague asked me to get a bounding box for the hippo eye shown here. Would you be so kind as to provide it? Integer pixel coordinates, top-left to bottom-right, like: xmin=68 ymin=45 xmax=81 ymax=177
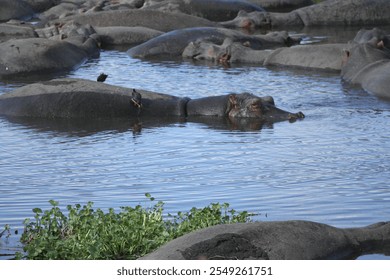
xmin=250 ymin=103 xmax=260 ymax=111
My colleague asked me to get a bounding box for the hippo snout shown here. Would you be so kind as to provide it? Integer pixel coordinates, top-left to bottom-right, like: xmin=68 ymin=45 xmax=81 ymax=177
xmin=288 ymin=111 xmax=305 ymax=122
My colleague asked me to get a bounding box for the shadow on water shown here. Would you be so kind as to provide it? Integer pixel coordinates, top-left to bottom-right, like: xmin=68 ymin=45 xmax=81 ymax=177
xmin=0 ymin=115 xmax=281 ymax=137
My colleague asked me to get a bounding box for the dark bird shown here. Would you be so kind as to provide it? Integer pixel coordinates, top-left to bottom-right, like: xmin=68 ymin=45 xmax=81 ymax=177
xmin=97 ymin=73 xmax=108 ymax=82
xmin=131 ymin=89 xmax=142 ymax=108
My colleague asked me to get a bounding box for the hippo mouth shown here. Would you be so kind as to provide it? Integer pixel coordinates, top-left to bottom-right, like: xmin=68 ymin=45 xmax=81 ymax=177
xmin=287 ymin=111 xmax=305 ymax=122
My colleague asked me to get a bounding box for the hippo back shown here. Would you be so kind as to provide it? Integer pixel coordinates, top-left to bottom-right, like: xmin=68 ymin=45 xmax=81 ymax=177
xmin=0 ymin=78 xmax=188 ymax=119
xmin=187 ymin=95 xmax=229 ymax=117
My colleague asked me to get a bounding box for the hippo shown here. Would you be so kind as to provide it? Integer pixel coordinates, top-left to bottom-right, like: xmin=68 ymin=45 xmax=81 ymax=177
xmin=183 ymin=38 xmax=271 ymax=64
xmin=127 ymin=27 xmax=297 ymax=59
xmin=24 ymin=0 xmax=56 ymax=13
xmin=0 ymin=0 xmax=34 ymax=22
xmin=57 ymin=9 xmax=218 ymax=33
xmin=0 ymin=78 xmax=304 ymax=123
xmin=142 ymin=0 xmax=265 ymax=21
xmin=0 ymin=21 xmax=101 ymax=78
xmin=247 ymin=0 xmax=314 ymax=12
xmin=35 ymin=20 xmax=163 ymax=49
xmin=93 ymin=26 xmax=163 ymax=48
xmin=38 ymin=0 xmax=112 ymax=21
xmin=187 ymin=93 xmax=304 ymax=122
xmin=220 ymin=0 xmax=390 ymax=29
xmin=341 ymin=28 xmax=390 ymax=100
xmin=38 ymin=1 xmax=80 ymax=21
xmin=183 ymin=37 xmax=346 ymax=71
xmin=0 ymin=23 xmax=37 ymax=43
xmin=263 ymin=43 xmax=347 ymax=72
xmin=140 ymin=220 xmax=390 ymax=260
xmin=0 ymin=38 xmax=97 ymax=77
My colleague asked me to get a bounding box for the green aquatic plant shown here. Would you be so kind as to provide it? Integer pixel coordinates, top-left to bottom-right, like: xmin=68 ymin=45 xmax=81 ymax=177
xmin=17 ymin=194 xmax=253 ymax=260
xmin=0 ymin=224 xmax=11 ymax=239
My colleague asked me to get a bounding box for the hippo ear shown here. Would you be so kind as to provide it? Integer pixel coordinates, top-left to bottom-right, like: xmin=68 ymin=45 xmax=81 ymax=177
xmin=237 ymin=10 xmax=248 ymax=17
xmin=377 ymin=40 xmax=385 ymax=49
xmin=228 ymin=94 xmax=237 ymax=105
xmin=226 ymin=94 xmax=238 ymax=114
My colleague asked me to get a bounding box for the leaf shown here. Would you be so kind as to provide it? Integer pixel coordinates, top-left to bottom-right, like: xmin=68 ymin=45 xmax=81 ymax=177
xmin=49 ymin=200 xmax=59 ymax=207
xmin=32 ymin=208 xmax=42 ymax=214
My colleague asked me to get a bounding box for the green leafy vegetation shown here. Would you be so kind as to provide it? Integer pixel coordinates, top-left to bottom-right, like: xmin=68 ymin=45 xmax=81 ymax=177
xmin=2 ymin=194 xmax=253 ymax=259
xmin=0 ymin=224 xmax=11 ymax=239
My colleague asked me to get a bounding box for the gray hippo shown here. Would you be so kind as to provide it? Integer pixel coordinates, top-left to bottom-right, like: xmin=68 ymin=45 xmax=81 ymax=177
xmin=0 ymin=37 xmax=98 ymax=77
xmin=0 ymin=23 xmax=37 ymax=43
xmin=38 ymin=1 xmax=80 ymax=21
xmin=183 ymin=37 xmax=346 ymax=71
xmin=93 ymin=26 xmax=163 ymax=48
xmin=247 ymin=0 xmax=314 ymax=12
xmin=263 ymin=43 xmax=347 ymax=71
xmin=0 ymin=22 xmax=101 ymax=78
xmin=0 ymin=0 xmax=34 ymax=22
xmin=140 ymin=220 xmax=390 ymax=260
xmin=142 ymin=0 xmax=265 ymax=21
xmin=58 ymin=9 xmax=218 ymax=33
xmin=24 ymin=0 xmax=56 ymax=13
xmin=341 ymin=28 xmax=390 ymax=100
xmin=127 ymin=27 xmax=297 ymax=59
xmin=0 ymin=78 xmax=304 ymax=123
xmin=35 ymin=20 xmax=163 ymax=48
xmin=183 ymin=38 xmax=272 ymax=64
xmin=221 ymin=0 xmax=390 ymax=29
xmin=38 ymin=0 xmax=110 ymax=21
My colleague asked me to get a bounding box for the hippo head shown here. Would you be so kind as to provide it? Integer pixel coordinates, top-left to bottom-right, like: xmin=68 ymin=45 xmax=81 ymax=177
xmin=220 ymin=11 xmax=271 ymax=30
xmin=341 ymin=28 xmax=390 ymax=81
xmin=182 ymin=40 xmax=231 ymax=65
xmin=226 ymin=93 xmax=304 ymax=122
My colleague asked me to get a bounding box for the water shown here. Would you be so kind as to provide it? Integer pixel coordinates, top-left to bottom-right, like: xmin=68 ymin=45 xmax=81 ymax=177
xmin=1 ymin=47 xmax=390 ymax=259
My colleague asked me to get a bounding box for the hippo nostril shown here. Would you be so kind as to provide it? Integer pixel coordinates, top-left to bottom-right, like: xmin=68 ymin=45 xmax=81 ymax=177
xmin=288 ymin=112 xmax=305 ymax=122
xmin=288 ymin=114 xmax=297 ymax=122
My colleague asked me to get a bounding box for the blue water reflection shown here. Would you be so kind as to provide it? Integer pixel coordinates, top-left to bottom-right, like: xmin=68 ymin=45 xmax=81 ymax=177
xmin=1 ymin=49 xmax=390 ymax=259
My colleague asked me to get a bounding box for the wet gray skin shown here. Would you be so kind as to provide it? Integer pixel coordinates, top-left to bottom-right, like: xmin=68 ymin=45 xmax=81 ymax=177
xmin=187 ymin=93 xmax=304 ymax=122
xmin=0 ymin=79 xmax=304 ymax=124
xmin=227 ymin=93 xmax=304 ymax=122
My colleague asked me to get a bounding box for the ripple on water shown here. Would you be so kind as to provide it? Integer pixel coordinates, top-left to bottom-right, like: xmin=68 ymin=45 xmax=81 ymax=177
xmin=1 ymin=48 xmax=390 ymax=259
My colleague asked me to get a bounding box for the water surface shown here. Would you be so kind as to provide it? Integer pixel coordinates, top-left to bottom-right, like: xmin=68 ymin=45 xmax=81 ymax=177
xmin=1 ymin=41 xmax=390 ymax=259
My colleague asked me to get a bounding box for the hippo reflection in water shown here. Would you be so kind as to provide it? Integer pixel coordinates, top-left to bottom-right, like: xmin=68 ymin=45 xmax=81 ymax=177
xmin=0 ymin=79 xmax=304 ymax=126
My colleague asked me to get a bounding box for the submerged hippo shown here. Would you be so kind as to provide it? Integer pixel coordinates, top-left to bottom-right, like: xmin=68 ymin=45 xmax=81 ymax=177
xmin=0 ymin=23 xmax=37 ymax=43
xmin=263 ymin=43 xmax=347 ymax=71
xmin=0 ymin=78 xmax=304 ymax=123
xmin=142 ymin=0 xmax=265 ymax=21
xmin=247 ymin=0 xmax=314 ymax=12
xmin=0 ymin=21 xmax=103 ymax=78
xmin=183 ymin=37 xmax=345 ymax=71
xmin=0 ymin=38 xmax=97 ymax=77
xmin=140 ymin=220 xmax=390 ymax=260
xmin=0 ymin=0 xmax=34 ymax=22
xmin=183 ymin=38 xmax=272 ymax=64
xmin=341 ymin=28 xmax=390 ymax=100
xmin=221 ymin=0 xmax=390 ymax=29
xmin=59 ymin=9 xmax=218 ymax=33
xmin=127 ymin=27 xmax=296 ymax=59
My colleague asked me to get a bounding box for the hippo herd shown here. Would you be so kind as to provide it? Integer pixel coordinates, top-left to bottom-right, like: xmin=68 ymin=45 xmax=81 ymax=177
xmin=1 ymin=0 xmax=390 ymax=259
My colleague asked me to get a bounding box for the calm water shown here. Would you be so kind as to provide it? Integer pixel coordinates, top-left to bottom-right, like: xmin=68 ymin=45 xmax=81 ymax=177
xmin=1 ymin=44 xmax=390 ymax=259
